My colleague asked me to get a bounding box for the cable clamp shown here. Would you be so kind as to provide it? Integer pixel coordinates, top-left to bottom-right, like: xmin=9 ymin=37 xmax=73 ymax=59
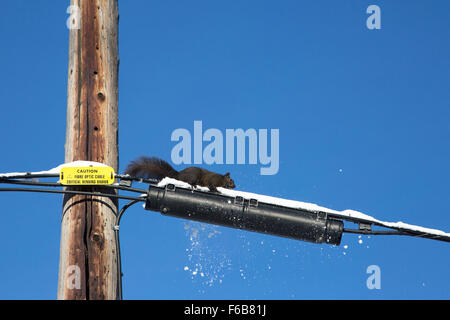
xmin=234 ymin=196 xmax=244 ymax=205
xmin=165 ymin=184 xmax=176 ymax=191
xmin=119 ymin=179 xmax=132 ymax=187
xmin=359 ymin=223 xmax=372 ymax=231
xmin=249 ymin=198 xmax=258 ymax=207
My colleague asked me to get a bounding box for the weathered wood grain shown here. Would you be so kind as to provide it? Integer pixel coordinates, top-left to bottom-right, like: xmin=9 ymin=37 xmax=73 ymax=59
xmin=58 ymin=0 xmax=119 ymax=300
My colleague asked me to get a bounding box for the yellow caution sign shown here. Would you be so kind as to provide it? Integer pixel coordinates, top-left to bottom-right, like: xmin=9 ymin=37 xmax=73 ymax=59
xmin=60 ymin=166 xmax=115 ymax=185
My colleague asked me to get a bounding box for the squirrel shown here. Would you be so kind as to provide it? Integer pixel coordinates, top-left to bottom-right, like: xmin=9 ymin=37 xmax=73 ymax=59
xmin=124 ymin=156 xmax=236 ymax=192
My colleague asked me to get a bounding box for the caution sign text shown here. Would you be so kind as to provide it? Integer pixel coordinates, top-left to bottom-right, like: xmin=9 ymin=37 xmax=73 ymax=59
xmin=60 ymin=167 xmax=115 ymax=185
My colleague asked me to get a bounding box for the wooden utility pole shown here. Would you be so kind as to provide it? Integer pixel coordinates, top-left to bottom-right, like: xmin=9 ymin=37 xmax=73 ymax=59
xmin=58 ymin=0 xmax=119 ymax=300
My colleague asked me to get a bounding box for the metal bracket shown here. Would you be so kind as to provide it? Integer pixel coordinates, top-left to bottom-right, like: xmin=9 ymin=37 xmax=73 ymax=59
xmin=316 ymin=211 xmax=327 ymax=221
xmin=359 ymin=223 xmax=372 ymax=231
xmin=234 ymin=196 xmax=244 ymax=205
xmin=119 ymin=179 xmax=132 ymax=187
xmin=165 ymin=184 xmax=176 ymax=191
xmin=249 ymin=198 xmax=258 ymax=207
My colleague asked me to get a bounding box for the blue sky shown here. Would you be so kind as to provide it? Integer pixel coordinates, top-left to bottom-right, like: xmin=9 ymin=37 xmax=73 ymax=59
xmin=0 ymin=0 xmax=449 ymax=299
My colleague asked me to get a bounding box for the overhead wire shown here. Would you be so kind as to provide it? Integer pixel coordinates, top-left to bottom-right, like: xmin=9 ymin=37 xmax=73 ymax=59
xmin=1 ymin=175 xmax=449 ymax=243
xmin=0 ymin=187 xmax=147 ymax=202
xmin=114 ymin=199 xmax=141 ymax=300
xmin=0 ymin=174 xmax=148 ymax=300
xmin=1 ymin=170 xmax=449 ymax=299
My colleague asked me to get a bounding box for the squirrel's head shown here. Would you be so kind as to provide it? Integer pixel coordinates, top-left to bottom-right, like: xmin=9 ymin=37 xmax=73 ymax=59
xmin=223 ymin=172 xmax=236 ymax=189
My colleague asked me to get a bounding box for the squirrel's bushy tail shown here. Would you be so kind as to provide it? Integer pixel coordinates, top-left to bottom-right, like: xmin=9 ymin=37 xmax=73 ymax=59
xmin=124 ymin=156 xmax=179 ymax=180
